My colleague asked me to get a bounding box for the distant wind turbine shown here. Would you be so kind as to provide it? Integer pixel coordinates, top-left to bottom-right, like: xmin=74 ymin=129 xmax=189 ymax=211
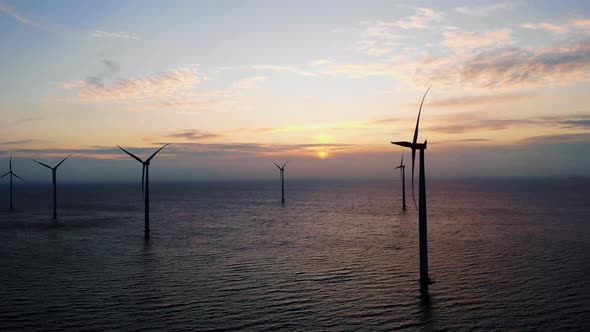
xmin=1 ymin=153 xmax=24 ymax=211
xmin=394 ymin=152 xmax=407 ymax=210
xmin=34 ymin=155 xmax=71 ymax=220
xmin=391 ymin=85 xmax=433 ymax=295
xmin=118 ymin=144 xmax=169 ymax=239
xmin=274 ymin=161 xmax=288 ymax=204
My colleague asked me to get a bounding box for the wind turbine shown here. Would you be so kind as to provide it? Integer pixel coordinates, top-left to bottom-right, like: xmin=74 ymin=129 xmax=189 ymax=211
xmin=391 ymin=85 xmax=433 ymax=295
xmin=34 ymin=155 xmax=71 ymax=220
xmin=274 ymin=161 xmax=288 ymax=204
xmin=1 ymin=153 xmax=24 ymax=211
xmin=117 ymin=144 xmax=169 ymax=239
xmin=394 ymin=152 xmax=407 ymax=210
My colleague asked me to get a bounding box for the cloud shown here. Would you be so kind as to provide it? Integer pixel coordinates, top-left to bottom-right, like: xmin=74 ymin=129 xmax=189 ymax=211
xmin=370 ymin=118 xmax=399 ymax=124
xmin=393 ymin=8 xmax=444 ymax=29
xmin=519 ymin=133 xmax=590 ymax=145
xmin=427 ymin=118 xmax=530 ymax=134
xmin=572 ymin=18 xmax=590 ymax=30
xmin=249 ymin=65 xmax=316 ymax=77
xmin=85 ymin=59 xmax=120 ymax=88
xmin=92 ymin=30 xmax=140 ymax=40
xmin=13 ymin=117 xmax=36 ymax=125
xmin=232 ymin=76 xmax=267 ymax=89
xmin=167 ymin=130 xmax=223 ymax=141
xmin=0 ymin=1 xmax=33 ymax=25
xmin=426 ymin=112 xmax=590 ymax=134
xmin=441 ymin=27 xmax=513 ymax=50
xmin=521 ymin=22 xmax=569 ymax=35
xmin=58 ymin=65 xmax=241 ymax=112
xmin=436 ymin=138 xmax=490 ymax=144
xmin=61 ymin=66 xmax=201 ymax=103
xmin=255 ymin=121 xmax=372 ymax=133
xmin=428 ymin=93 xmax=534 ymax=107
xmin=0 ymin=139 xmax=40 ymax=145
xmin=417 ymin=38 xmax=590 ymax=89
xmin=456 ymin=3 xmax=518 ymax=16
xmin=315 ymin=62 xmax=401 ymax=78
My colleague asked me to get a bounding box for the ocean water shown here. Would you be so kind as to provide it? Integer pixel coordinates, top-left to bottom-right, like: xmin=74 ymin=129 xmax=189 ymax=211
xmin=0 ymin=178 xmax=588 ymax=331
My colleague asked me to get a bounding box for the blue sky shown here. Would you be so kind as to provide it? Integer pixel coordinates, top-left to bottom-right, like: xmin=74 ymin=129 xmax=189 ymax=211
xmin=0 ymin=0 xmax=589 ymax=181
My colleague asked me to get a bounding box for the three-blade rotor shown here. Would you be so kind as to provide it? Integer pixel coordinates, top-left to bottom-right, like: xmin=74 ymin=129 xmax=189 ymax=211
xmin=117 ymin=144 xmax=170 ymax=199
xmin=391 ymin=86 xmax=431 ymax=210
xmin=34 ymin=155 xmax=71 ymax=171
xmin=274 ymin=161 xmax=288 ymax=171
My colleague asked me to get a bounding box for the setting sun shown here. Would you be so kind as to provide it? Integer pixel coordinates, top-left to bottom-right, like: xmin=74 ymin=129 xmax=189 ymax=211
xmin=317 ymin=151 xmax=328 ymax=159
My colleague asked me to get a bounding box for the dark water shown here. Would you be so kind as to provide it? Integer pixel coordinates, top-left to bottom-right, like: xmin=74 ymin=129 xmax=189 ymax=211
xmin=0 ymin=178 xmax=589 ymax=331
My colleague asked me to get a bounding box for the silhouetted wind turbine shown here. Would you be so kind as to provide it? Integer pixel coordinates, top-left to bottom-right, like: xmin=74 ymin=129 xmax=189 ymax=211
xmin=34 ymin=155 xmax=71 ymax=220
xmin=1 ymin=153 xmax=23 ymax=211
xmin=394 ymin=152 xmax=407 ymax=210
xmin=391 ymin=85 xmax=433 ymax=295
xmin=118 ymin=144 xmax=169 ymax=239
xmin=275 ymin=161 xmax=288 ymax=203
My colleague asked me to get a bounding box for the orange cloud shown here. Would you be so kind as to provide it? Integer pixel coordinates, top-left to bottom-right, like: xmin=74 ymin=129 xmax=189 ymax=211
xmin=441 ymin=27 xmax=513 ymax=50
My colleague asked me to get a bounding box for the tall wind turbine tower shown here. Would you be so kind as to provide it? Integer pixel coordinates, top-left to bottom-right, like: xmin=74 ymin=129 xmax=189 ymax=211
xmin=395 ymin=152 xmax=407 ymax=210
xmin=1 ymin=153 xmax=23 ymax=211
xmin=275 ymin=161 xmax=288 ymax=204
xmin=34 ymin=155 xmax=71 ymax=219
xmin=118 ymin=144 xmax=169 ymax=239
xmin=391 ymin=86 xmax=433 ymax=295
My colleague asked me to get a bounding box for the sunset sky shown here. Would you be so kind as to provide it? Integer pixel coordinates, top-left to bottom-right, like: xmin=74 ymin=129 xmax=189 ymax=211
xmin=1 ymin=0 xmax=589 ymax=180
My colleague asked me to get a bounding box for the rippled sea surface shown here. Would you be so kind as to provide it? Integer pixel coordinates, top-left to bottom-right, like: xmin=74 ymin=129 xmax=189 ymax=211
xmin=0 ymin=178 xmax=589 ymax=331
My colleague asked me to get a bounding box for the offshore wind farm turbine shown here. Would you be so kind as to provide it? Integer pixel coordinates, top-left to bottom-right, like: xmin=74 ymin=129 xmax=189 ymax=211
xmin=275 ymin=161 xmax=288 ymax=204
xmin=394 ymin=152 xmax=407 ymax=210
xmin=34 ymin=155 xmax=71 ymax=220
xmin=391 ymin=85 xmax=433 ymax=295
xmin=117 ymin=144 xmax=169 ymax=239
xmin=1 ymin=153 xmax=23 ymax=211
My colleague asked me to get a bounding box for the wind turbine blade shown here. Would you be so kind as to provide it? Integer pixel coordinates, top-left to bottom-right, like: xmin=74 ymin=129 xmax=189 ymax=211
xmin=395 ymin=166 xmax=401 ymax=170
xmin=411 ymin=148 xmax=417 ymax=210
xmin=401 ymin=151 xmax=404 ymax=165
xmin=9 ymin=152 xmax=12 ymax=171
xmin=282 ymin=161 xmax=288 ymax=168
xmin=275 ymin=162 xmax=281 ymax=170
xmin=117 ymin=145 xmax=144 ymax=164
xmin=391 ymin=141 xmax=413 ymax=148
xmin=0 ymin=172 xmax=9 ymax=179
xmin=147 ymin=143 xmax=170 ymax=162
xmin=56 ymin=155 xmax=71 ymax=168
xmin=34 ymin=160 xmax=54 ymax=170
xmin=12 ymin=173 xmax=23 ymax=181
xmin=413 ymin=85 xmax=432 ymax=145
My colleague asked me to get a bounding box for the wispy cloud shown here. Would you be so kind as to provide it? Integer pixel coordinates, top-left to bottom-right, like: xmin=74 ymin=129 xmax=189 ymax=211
xmin=249 ymin=65 xmax=316 ymax=77
xmin=422 ymin=39 xmax=590 ymax=89
xmin=0 ymin=1 xmax=33 ymax=25
xmin=429 ymin=93 xmax=534 ymax=107
xmin=521 ymin=22 xmax=569 ymax=35
xmin=232 ymin=76 xmax=267 ymax=89
xmin=394 ymin=8 xmax=444 ymax=29
xmin=571 ymin=18 xmax=590 ymax=30
xmin=0 ymin=139 xmax=40 ymax=146
xmin=426 ymin=113 xmax=590 ymax=134
xmin=92 ymin=30 xmax=140 ymax=40
xmin=519 ymin=133 xmax=590 ymax=145
xmin=456 ymin=3 xmax=518 ymax=16
xmin=441 ymin=27 xmax=513 ymax=50
xmin=61 ymin=66 xmax=201 ymax=103
xmin=13 ymin=117 xmax=36 ymax=125
xmin=167 ymin=130 xmax=223 ymax=141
